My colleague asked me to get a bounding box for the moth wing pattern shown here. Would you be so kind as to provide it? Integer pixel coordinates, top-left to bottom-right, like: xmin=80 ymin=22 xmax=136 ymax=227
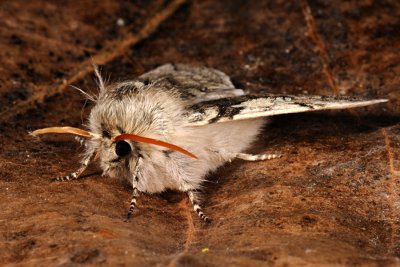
xmin=185 ymin=95 xmax=388 ymax=126
xmin=139 ymin=63 xmax=245 ymax=103
xmin=139 ymin=64 xmax=386 ymax=126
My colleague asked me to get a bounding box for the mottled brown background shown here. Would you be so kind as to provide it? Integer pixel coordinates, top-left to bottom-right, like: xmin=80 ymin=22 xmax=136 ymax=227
xmin=0 ymin=0 xmax=399 ymax=266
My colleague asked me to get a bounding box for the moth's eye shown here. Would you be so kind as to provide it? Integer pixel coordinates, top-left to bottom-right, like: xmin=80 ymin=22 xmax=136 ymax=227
xmin=115 ymin=141 xmax=131 ymax=157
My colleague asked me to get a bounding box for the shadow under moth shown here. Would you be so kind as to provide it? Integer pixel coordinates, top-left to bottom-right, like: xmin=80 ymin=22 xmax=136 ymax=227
xmin=31 ymin=64 xmax=388 ymax=222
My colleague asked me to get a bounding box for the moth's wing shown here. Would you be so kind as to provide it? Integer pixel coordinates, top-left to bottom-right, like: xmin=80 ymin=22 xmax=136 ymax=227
xmin=139 ymin=64 xmax=245 ymax=103
xmin=185 ymin=95 xmax=388 ymax=126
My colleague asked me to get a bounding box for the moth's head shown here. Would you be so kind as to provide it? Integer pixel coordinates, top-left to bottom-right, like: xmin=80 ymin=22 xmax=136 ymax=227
xmin=30 ymin=65 xmax=196 ymax=174
xmin=96 ymin=124 xmax=198 ymax=169
xmin=88 ymin=78 xmax=184 ymax=138
xmin=97 ymin=135 xmax=138 ymax=177
xmin=30 ymin=126 xmax=197 ymax=174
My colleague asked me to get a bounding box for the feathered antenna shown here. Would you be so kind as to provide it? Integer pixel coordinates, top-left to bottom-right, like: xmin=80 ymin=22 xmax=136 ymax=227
xmin=30 ymin=127 xmax=198 ymax=159
xmin=115 ymin=133 xmax=198 ymax=159
xmin=30 ymin=127 xmax=101 ymax=139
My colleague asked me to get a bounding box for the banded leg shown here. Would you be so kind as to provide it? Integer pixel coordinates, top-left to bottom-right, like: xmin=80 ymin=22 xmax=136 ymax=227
xmin=236 ymin=152 xmax=281 ymax=161
xmin=50 ymin=153 xmax=94 ymax=182
xmin=126 ymin=188 xmax=139 ymax=220
xmin=187 ymin=190 xmax=211 ymax=223
xmin=126 ymin=156 xmax=142 ymax=220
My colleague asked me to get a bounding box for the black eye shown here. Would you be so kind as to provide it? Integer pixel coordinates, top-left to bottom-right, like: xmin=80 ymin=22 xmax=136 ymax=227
xmin=115 ymin=141 xmax=131 ymax=157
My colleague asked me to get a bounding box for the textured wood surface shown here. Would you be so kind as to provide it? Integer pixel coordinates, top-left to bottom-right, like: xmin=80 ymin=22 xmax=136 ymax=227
xmin=0 ymin=1 xmax=399 ymax=266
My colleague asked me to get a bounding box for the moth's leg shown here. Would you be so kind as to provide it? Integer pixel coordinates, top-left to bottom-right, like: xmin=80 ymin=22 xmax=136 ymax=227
xmin=126 ymin=156 xmax=142 ymax=220
xmin=235 ymin=152 xmax=281 ymax=161
xmin=126 ymin=187 xmax=140 ymax=220
xmin=51 ymin=152 xmax=95 ymax=182
xmin=187 ymin=190 xmax=211 ymax=223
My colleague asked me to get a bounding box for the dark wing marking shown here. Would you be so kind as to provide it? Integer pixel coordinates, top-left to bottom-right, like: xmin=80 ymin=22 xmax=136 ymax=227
xmin=185 ymin=95 xmax=388 ymax=126
xmin=139 ymin=64 xmax=245 ymax=103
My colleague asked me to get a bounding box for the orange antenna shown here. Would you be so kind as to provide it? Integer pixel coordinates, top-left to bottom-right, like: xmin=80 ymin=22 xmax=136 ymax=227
xmin=115 ymin=133 xmax=198 ymax=159
xmin=31 ymin=126 xmax=100 ymax=139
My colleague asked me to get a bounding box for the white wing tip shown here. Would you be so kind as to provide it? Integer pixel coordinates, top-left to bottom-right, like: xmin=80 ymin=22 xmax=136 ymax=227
xmin=327 ymin=98 xmax=389 ymax=110
xmin=377 ymin=98 xmax=389 ymax=103
xmin=352 ymin=98 xmax=389 ymax=106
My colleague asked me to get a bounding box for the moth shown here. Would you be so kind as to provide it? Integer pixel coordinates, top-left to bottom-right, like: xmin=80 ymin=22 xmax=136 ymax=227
xmin=31 ymin=64 xmax=387 ymax=222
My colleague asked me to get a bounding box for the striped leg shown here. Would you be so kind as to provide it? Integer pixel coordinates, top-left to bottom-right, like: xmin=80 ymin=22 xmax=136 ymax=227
xmin=187 ymin=190 xmax=211 ymax=223
xmin=50 ymin=153 xmax=93 ymax=182
xmin=126 ymin=157 xmax=142 ymax=220
xmin=236 ymin=152 xmax=281 ymax=161
xmin=126 ymin=188 xmax=139 ymax=220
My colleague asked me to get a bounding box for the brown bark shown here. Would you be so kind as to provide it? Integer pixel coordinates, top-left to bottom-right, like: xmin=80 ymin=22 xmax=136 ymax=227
xmin=0 ymin=1 xmax=399 ymax=265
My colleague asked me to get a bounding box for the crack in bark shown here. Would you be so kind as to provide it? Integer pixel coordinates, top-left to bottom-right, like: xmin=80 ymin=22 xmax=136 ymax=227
xmin=0 ymin=0 xmax=187 ymax=123
xmin=382 ymin=128 xmax=399 ymax=256
xmin=300 ymin=0 xmax=339 ymax=95
xmin=167 ymin=199 xmax=196 ymax=267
